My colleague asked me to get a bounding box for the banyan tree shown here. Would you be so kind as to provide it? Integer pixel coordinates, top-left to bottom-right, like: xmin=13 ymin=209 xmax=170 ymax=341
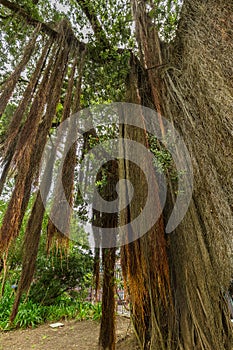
xmin=0 ymin=0 xmax=232 ymax=349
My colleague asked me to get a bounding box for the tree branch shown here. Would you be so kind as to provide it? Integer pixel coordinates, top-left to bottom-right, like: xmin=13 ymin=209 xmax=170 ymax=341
xmin=0 ymin=0 xmax=132 ymax=62
xmin=0 ymin=0 xmax=85 ymax=50
xmin=146 ymin=63 xmax=167 ymax=71
xmin=75 ymin=0 xmax=109 ymax=47
xmin=0 ymin=0 xmax=56 ymax=36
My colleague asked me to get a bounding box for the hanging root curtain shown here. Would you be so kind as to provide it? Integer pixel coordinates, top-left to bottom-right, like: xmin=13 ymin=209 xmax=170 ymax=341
xmin=46 ymin=49 xmax=86 ymax=253
xmin=0 ymin=16 xmax=85 ymax=321
xmin=119 ymin=54 xmax=171 ymax=350
xmin=0 ymin=24 xmax=41 ymax=117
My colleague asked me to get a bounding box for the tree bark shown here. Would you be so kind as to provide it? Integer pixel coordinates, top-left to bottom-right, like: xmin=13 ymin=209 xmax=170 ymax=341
xmin=98 ymin=162 xmax=118 ymax=350
xmin=128 ymin=0 xmax=233 ymax=348
xmin=119 ymin=54 xmax=171 ymax=350
xmin=162 ymin=0 xmax=232 ymax=348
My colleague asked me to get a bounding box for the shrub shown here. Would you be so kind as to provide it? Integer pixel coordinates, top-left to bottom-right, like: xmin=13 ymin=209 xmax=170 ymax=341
xmin=29 ymin=246 xmax=93 ymax=305
xmin=0 ymin=283 xmax=101 ymax=330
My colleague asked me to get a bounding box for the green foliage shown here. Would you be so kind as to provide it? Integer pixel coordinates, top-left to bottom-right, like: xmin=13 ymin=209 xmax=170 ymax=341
xmin=0 ymin=282 xmax=101 ymax=330
xmin=15 ymin=0 xmax=41 ymax=19
xmin=0 ymin=283 xmax=14 ymax=329
xmin=14 ymin=300 xmax=45 ymax=328
xmin=81 ymin=48 xmax=130 ymax=107
xmin=29 ymin=246 xmax=93 ymax=305
xmin=149 ymin=0 xmax=182 ymax=42
xmin=0 ymin=207 xmax=94 ymax=328
xmin=0 ymin=190 xmax=93 ymax=307
xmin=149 ymin=133 xmax=187 ymax=194
xmin=149 ymin=134 xmax=174 ymax=174
xmin=0 ymin=103 xmax=17 ymax=144
xmin=75 ymin=301 xmax=102 ymax=321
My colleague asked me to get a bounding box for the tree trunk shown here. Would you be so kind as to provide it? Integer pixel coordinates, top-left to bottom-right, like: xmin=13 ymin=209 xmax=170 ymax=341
xmin=127 ymin=0 xmax=233 ymax=348
xmin=99 ymin=247 xmax=116 ymax=350
xmin=145 ymin=0 xmax=233 ymax=348
xmin=120 ymin=55 xmax=171 ymax=350
xmin=98 ymin=161 xmax=118 ymax=350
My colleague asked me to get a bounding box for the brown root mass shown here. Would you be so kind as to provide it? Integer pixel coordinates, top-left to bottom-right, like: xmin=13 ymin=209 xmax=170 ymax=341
xmin=0 ymin=24 xmax=41 ymax=117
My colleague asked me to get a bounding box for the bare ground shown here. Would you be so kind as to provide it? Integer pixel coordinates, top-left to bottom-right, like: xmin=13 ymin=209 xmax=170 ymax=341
xmin=0 ymin=316 xmax=139 ymax=350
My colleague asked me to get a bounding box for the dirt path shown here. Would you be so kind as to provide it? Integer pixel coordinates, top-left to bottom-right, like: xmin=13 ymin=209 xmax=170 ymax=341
xmin=0 ymin=316 xmax=138 ymax=350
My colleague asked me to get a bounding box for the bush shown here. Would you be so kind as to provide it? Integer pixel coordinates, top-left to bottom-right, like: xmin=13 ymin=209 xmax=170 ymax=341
xmin=14 ymin=301 xmax=45 ymax=328
xmin=0 ymin=282 xmax=101 ymax=330
xmin=29 ymin=246 xmax=93 ymax=305
xmin=0 ymin=240 xmax=94 ymax=330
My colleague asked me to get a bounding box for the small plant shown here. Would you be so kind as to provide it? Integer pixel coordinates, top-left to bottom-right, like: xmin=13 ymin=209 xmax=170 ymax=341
xmin=14 ymin=301 xmax=44 ymax=328
xmin=92 ymin=302 xmax=102 ymax=321
xmin=75 ymin=302 xmax=102 ymax=321
xmin=0 ymin=283 xmax=14 ymax=330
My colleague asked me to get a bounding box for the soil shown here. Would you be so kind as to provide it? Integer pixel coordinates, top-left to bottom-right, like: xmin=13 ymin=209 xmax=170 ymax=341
xmin=0 ymin=316 xmax=139 ymax=350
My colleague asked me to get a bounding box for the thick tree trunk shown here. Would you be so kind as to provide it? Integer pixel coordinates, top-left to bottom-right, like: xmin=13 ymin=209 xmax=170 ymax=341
xmin=161 ymin=1 xmax=233 ymax=349
xmin=130 ymin=0 xmax=233 ymax=348
xmin=120 ymin=56 xmax=171 ymax=350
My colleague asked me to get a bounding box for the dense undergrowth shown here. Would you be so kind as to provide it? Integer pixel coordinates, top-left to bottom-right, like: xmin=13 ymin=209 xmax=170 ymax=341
xmin=0 ymin=282 xmax=102 ymax=330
